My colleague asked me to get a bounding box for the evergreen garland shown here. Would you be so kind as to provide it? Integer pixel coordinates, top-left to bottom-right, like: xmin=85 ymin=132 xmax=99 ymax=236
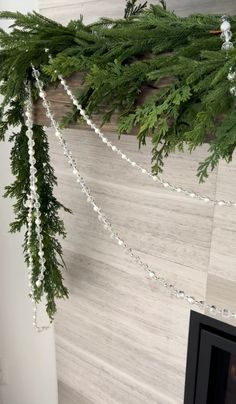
xmin=0 ymin=3 xmax=236 ymax=318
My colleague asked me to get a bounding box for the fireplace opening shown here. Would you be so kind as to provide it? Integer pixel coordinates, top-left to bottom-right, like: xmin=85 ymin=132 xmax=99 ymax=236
xmin=184 ymin=311 xmax=236 ymax=404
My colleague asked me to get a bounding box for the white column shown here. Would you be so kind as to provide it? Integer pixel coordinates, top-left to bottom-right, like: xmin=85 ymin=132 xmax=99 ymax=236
xmin=0 ymin=1 xmax=58 ymax=403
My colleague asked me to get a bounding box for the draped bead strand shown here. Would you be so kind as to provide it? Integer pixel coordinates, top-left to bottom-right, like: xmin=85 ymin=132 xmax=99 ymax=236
xmin=31 ymin=65 xmax=236 ymax=322
xmin=24 ymin=83 xmax=49 ymax=332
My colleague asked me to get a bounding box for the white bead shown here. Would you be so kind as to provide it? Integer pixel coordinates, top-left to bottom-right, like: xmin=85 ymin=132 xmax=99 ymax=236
xmin=209 ymin=305 xmax=217 ymax=313
xmin=176 ymin=188 xmax=182 ymax=193
xmin=222 ymin=309 xmax=230 ymax=318
xmin=221 ymin=20 xmax=231 ymax=32
xmin=163 ymin=182 xmax=169 ymax=188
xmin=204 ymin=197 xmax=210 ymax=203
xmin=177 ymin=291 xmax=185 ymax=299
xmin=121 ymin=154 xmax=126 ymax=159
xmin=228 ymin=71 xmax=236 ymax=81
xmin=36 ymin=280 xmax=42 ymax=288
xmin=94 ymin=128 xmax=100 ymax=134
xmin=218 ymin=201 xmax=225 ymax=206
xmin=148 ymin=271 xmax=156 ymax=279
xmin=131 ymin=162 xmax=136 ymax=167
xmin=111 ymin=146 xmax=117 ymax=151
xmin=230 ymin=86 xmax=236 ymax=96
xmin=102 ymin=138 xmax=108 ymax=144
xmin=25 ymin=111 xmax=31 ymax=118
xmin=186 ymin=296 xmax=195 ymax=304
xmin=30 ymin=185 xmax=37 ymax=192
xmin=190 ymin=193 xmax=196 ymax=198
xmin=86 ymin=119 xmax=92 ymax=126
xmin=24 ymin=200 xmax=33 ymax=208
xmin=222 ymin=41 xmax=234 ymax=51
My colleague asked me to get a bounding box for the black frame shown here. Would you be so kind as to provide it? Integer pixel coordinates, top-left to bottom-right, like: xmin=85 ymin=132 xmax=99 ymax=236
xmin=184 ymin=310 xmax=236 ymax=404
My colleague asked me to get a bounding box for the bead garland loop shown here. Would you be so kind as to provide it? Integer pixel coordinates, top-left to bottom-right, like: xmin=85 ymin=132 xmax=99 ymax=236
xmin=31 ymin=65 xmax=236 ymax=322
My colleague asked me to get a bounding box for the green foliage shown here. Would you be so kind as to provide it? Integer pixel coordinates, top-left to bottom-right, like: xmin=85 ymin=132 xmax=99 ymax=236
xmin=5 ymin=123 xmax=70 ymax=319
xmin=0 ymin=91 xmax=70 ymax=320
xmin=38 ymin=7 xmax=236 ymax=180
xmin=1 ymin=4 xmax=236 ymax=317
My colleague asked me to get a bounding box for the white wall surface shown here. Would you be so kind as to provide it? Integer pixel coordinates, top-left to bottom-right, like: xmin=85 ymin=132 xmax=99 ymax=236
xmin=0 ymin=1 xmax=58 ymax=404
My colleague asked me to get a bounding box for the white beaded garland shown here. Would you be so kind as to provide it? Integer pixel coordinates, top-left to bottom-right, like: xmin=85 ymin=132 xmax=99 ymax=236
xmin=222 ymin=18 xmax=236 ymax=121
xmin=45 ymin=50 xmax=236 ymax=209
xmin=32 ymin=65 xmax=236 ymax=321
xmin=221 ymin=16 xmax=234 ymax=51
xmin=25 ymin=83 xmax=49 ymax=333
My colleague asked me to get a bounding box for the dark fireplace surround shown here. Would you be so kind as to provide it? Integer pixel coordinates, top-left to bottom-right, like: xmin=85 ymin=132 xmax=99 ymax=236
xmin=184 ymin=311 xmax=236 ymax=404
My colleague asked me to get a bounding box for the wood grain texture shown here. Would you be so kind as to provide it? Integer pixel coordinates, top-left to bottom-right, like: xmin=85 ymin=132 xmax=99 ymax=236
xmin=35 ymin=73 xmax=138 ymax=134
xmin=38 ymin=1 xmax=236 ymax=403
xmin=48 ymin=129 xmax=213 ymax=404
xmin=205 ymin=158 xmax=236 ymax=326
xmin=39 ymin=0 xmax=236 ymax=24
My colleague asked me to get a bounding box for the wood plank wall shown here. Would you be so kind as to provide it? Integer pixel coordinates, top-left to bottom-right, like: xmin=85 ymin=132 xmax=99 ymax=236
xmin=39 ymin=1 xmax=236 ymax=403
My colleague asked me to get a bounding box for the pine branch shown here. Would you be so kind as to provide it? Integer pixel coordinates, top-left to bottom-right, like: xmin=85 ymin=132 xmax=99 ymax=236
xmin=124 ymin=0 xmax=148 ymax=19
xmin=3 ymin=100 xmax=70 ymax=320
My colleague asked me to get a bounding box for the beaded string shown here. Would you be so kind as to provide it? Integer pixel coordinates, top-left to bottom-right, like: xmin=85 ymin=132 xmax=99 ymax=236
xmin=221 ymin=16 xmax=234 ymax=51
xmin=221 ymin=16 xmax=236 ymax=97
xmin=31 ymin=65 xmax=236 ymax=321
xmin=44 ymin=46 xmax=236 ymax=208
xmin=25 ymin=83 xmax=49 ymax=332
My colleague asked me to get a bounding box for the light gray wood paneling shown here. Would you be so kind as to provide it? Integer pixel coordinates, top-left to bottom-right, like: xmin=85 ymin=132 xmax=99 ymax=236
xmin=39 ymin=1 xmax=236 ymax=403
xmin=205 ymin=158 xmax=236 ymax=325
xmin=39 ymin=0 xmax=236 ymax=24
xmin=49 ymin=129 xmax=214 ymax=404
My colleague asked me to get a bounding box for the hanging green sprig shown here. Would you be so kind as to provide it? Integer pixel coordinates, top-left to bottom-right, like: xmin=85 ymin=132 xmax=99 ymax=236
xmin=1 ymin=94 xmax=70 ymax=320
